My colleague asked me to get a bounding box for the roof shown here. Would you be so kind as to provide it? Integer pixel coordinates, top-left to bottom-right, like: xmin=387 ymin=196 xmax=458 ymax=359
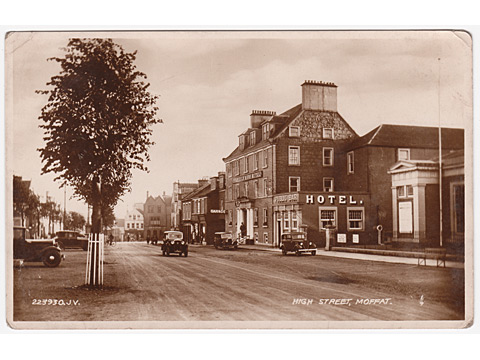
xmin=345 ymin=124 xmax=464 ymax=152
xmin=224 ymin=104 xmax=303 ymax=161
xmin=182 ymin=183 xmax=211 ymax=201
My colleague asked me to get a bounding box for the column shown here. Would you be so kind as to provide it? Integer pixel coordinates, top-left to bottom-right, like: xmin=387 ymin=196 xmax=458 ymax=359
xmin=391 ymin=187 xmax=398 ymax=240
xmin=414 ymin=184 xmax=427 ymax=242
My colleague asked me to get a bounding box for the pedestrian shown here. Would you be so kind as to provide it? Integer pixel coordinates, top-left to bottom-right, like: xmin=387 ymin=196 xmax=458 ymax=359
xmin=240 ymin=222 xmax=246 ymax=237
xmin=146 ymin=235 xmax=150 ymax=244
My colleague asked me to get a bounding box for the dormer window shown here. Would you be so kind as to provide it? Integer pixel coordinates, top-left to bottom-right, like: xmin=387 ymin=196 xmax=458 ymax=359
xmin=289 ymin=126 xmax=300 ymax=137
xmin=262 ymin=124 xmax=270 ymax=140
xmin=250 ymin=131 xmax=256 ymax=145
xmin=323 ymin=128 xmax=334 ymax=139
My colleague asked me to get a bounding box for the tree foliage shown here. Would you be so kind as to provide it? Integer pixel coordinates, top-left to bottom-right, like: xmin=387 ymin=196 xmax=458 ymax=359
xmin=65 ymin=211 xmax=86 ymax=231
xmin=37 ymin=38 xmax=160 ymax=225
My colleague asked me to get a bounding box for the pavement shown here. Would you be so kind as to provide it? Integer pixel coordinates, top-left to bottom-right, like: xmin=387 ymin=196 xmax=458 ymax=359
xmin=237 ymin=244 xmax=465 ymax=269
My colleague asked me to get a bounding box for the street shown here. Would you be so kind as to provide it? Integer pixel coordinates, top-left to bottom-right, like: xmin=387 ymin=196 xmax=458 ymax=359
xmin=13 ymin=242 xmax=465 ymax=324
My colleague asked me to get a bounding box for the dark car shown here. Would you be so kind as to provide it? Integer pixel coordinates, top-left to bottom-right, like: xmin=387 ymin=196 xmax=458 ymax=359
xmin=54 ymin=230 xmax=88 ymax=251
xmin=214 ymin=232 xmax=238 ymax=250
xmin=161 ymin=231 xmax=188 ymax=257
xmin=14 ymin=226 xmax=63 ymax=267
xmin=280 ymin=231 xmax=316 ymax=256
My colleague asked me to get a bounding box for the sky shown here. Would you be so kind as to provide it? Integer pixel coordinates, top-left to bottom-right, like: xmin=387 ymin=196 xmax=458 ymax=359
xmin=5 ymin=30 xmax=472 ymax=221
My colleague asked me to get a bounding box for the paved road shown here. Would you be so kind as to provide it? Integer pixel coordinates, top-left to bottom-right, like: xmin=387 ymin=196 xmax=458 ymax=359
xmin=12 ymin=242 xmax=465 ymax=325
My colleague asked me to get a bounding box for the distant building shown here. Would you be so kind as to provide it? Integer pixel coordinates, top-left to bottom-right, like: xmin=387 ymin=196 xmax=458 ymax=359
xmin=143 ymin=192 xmax=172 ymax=241
xmin=171 ymin=181 xmax=202 ymax=230
xmin=124 ymin=207 xmax=144 ymax=241
xmin=181 ymin=174 xmax=225 ymax=244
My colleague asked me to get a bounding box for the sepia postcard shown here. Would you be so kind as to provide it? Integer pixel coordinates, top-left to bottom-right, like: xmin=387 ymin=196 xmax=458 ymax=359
xmin=4 ymin=30 xmax=473 ymax=330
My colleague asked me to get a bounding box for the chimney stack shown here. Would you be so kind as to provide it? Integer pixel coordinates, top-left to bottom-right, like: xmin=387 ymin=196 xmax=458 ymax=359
xmin=301 ymin=80 xmax=337 ymax=111
xmin=250 ymin=110 xmax=276 ymax=128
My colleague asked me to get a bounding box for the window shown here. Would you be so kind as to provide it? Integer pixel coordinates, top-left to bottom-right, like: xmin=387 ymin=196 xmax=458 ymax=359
xmin=234 ymin=184 xmax=240 ymax=199
xmin=220 ymin=199 xmax=224 ymax=211
xmin=323 ymin=147 xmax=334 ymax=166
xmin=397 ymin=185 xmax=413 ymax=198
xmin=227 ymin=187 xmax=232 ymax=201
xmin=283 ymin=212 xmax=290 ymax=230
xmin=291 ymin=211 xmax=298 ymax=230
xmin=239 ymin=135 xmax=244 ymax=148
xmin=254 ymin=180 xmax=259 ymax=198
xmin=136 ymin=223 xmax=140 ymax=229
xmin=289 ymin=177 xmax=300 ymax=192
xmin=347 ymin=207 xmax=364 ymax=230
xmin=262 ymin=124 xmax=269 ymax=140
xmin=263 ymin=208 xmax=268 ymax=226
xmin=243 ymin=156 xmax=249 ymax=173
xmin=289 ymin=126 xmax=300 ymax=137
xmin=228 ymin=210 xmax=233 ymax=225
xmin=289 ymin=146 xmax=300 ymax=165
xmin=127 ymin=223 xmax=130 ymax=229
xmin=398 ymin=148 xmax=410 ymax=161
xmin=133 ymin=215 xmax=136 ymax=220
xmin=323 ymin=128 xmax=334 ymax=139
xmin=157 ymin=206 xmax=161 ymax=213
xmin=243 ymin=182 xmax=248 ymax=198
xmin=148 ymin=206 xmax=154 ymax=213
xmin=250 ymin=131 xmax=256 ymax=145
xmin=347 ymin=151 xmax=354 ymax=174
xmin=254 ymin=152 xmax=259 ymax=170
xmin=323 ymin=178 xmax=334 ymax=192
xmin=254 ymin=208 xmax=259 ymax=227
xmin=263 ymin=149 xmax=268 ymax=168
xmin=263 ymin=232 xmax=268 ymax=243
xmin=263 ymin=178 xmax=268 ymax=196
xmin=227 ymin=163 xmax=232 ymax=177
xmin=319 ymin=207 xmax=337 ymax=229
xmin=234 ymin=160 xmax=240 ymax=175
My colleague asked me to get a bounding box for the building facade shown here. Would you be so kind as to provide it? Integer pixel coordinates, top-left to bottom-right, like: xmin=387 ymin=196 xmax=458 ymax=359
xmin=143 ymin=193 xmax=172 ymax=241
xmin=223 ymin=80 xmax=465 ymax=250
xmin=171 ymin=181 xmax=201 ymax=230
xmin=124 ymin=207 xmax=144 ymax=241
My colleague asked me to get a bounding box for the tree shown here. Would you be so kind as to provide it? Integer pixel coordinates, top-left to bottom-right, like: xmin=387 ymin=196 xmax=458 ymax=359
xmin=37 ymin=38 xmax=160 ymax=233
xmin=65 ymin=211 xmax=86 ymax=231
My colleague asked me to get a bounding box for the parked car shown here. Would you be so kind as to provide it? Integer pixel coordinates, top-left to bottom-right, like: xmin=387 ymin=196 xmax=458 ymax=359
xmin=280 ymin=231 xmax=316 ymax=256
xmin=214 ymin=231 xmax=238 ymax=250
xmin=162 ymin=231 xmax=188 ymax=257
xmin=54 ymin=230 xmax=88 ymax=251
xmin=14 ymin=226 xmax=63 ymax=267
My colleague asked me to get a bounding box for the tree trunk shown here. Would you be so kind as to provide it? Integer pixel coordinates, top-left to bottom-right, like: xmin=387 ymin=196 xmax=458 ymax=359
xmin=87 ymin=176 xmax=103 ymax=288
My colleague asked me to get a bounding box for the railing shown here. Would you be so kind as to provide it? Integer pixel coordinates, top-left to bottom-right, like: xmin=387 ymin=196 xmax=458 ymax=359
xmin=85 ymin=233 xmax=104 ymax=287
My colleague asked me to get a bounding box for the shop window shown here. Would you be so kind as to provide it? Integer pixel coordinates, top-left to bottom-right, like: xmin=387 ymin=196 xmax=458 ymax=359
xmin=289 ymin=177 xmax=300 ymax=192
xmin=263 ymin=208 xmax=268 ymax=226
xmin=323 ymin=147 xmax=334 ymax=166
xmin=288 ymin=146 xmax=300 ymax=165
xmin=289 ymin=126 xmax=300 ymax=137
xmin=283 ymin=212 xmax=290 ymax=231
xmin=263 ymin=149 xmax=268 ymax=168
xmin=398 ymin=148 xmax=410 ymax=161
xmin=319 ymin=207 xmax=337 ymax=229
xmin=323 ymin=128 xmax=334 ymax=139
xmin=254 ymin=208 xmax=259 ymax=227
xmin=291 ymin=211 xmax=298 ymax=230
xmin=323 ymin=178 xmax=334 ymax=192
xmin=347 ymin=207 xmax=364 ymax=230
xmin=347 ymin=151 xmax=354 ymax=174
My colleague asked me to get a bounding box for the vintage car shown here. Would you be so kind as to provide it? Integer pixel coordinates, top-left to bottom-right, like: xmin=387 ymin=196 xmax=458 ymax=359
xmin=54 ymin=230 xmax=88 ymax=250
xmin=214 ymin=231 xmax=238 ymax=250
xmin=14 ymin=226 xmax=63 ymax=267
xmin=280 ymin=231 xmax=316 ymax=256
xmin=161 ymin=231 xmax=188 ymax=257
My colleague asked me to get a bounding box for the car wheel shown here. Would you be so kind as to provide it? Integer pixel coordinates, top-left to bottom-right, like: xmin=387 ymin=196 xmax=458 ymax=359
xmin=56 ymin=241 xmax=65 ymax=251
xmin=43 ymin=249 xmax=61 ymax=267
xmin=295 ymin=250 xmax=300 ymax=256
xmin=311 ymin=250 xmax=316 ymax=256
xmin=184 ymin=251 xmax=188 ymax=257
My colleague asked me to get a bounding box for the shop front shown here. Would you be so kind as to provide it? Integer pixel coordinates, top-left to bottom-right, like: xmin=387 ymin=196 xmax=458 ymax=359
xmin=273 ymin=192 xmax=374 ymax=248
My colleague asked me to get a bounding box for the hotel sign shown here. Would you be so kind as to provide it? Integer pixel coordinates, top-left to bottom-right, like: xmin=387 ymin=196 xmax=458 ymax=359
xmin=233 ymin=171 xmax=263 ymax=184
xmin=273 ymin=193 xmax=299 ymax=204
xmin=306 ymin=194 xmax=363 ymax=205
